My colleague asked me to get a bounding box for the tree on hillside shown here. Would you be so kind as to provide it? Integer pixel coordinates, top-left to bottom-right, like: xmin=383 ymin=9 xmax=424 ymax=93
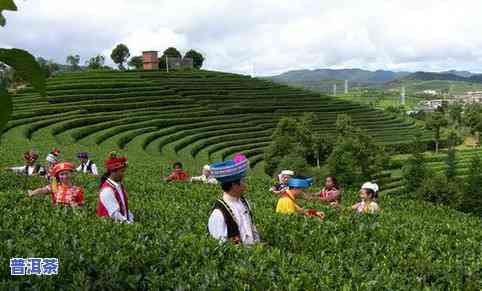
xmin=163 ymin=47 xmax=182 ymax=58
xmin=110 ymin=44 xmax=130 ymax=70
xmin=184 ymin=49 xmax=204 ymax=69
xmin=335 ymin=114 xmax=353 ymax=136
xmin=401 ymin=133 xmax=428 ymax=195
xmin=462 ymin=155 xmax=482 ymax=214
xmin=128 ymin=56 xmax=143 ymax=70
xmin=445 ymin=147 xmax=457 ymax=181
xmin=66 ymin=54 xmax=80 ymax=70
xmin=448 ymin=103 xmax=463 ymax=125
xmin=264 ymin=117 xmax=304 ymax=176
xmin=417 ymin=173 xmax=461 ymax=206
xmin=264 ymin=113 xmax=316 ymax=176
xmin=463 ymin=104 xmax=482 ymax=147
xmin=159 ymin=47 xmax=182 ymax=70
xmin=312 ymin=134 xmax=335 ymax=168
xmin=86 ymin=55 xmax=105 ymax=70
xmin=425 ymin=111 xmax=448 ymax=153
xmin=37 ymin=57 xmax=60 ymax=78
xmin=327 ymin=115 xmax=387 ymax=185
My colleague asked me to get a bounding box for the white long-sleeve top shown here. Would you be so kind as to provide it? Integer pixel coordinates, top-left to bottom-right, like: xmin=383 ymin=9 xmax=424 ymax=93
xmin=190 ymin=175 xmax=218 ymax=184
xmin=99 ymin=178 xmax=134 ymax=223
xmin=76 ymin=160 xmax=98 ymax=176
xmin=9 ymin=165 xmax=43 ymax=176
xmin=208 ymin=193 xmax=260 ymax=245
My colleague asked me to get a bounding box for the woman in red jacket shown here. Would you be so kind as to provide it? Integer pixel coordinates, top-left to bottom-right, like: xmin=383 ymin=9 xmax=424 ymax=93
xmin=28 ymin=162 xmax=84 ymax=207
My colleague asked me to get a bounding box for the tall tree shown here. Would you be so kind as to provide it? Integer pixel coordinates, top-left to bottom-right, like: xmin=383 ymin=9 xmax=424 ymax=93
xmin=263 ymin=113 xmax=316 ymax=176
xmin=66 ymin=54 xmax=80 ymax=70
xmin=463 ymin=104 xmax=482 ymax=147
xmin=37 ymin=57 xmax=60 ymax=78
xmin=335 ymin=114 xmax=353 ymax=136
xmin=159 ymin=47 xmax=182 ymax=70
xmin=110 ymin=44 xmax=130 ymax=70
xmin=425 ymin=111 xmax=448 ymax=153
xmin=128 ymin=56 xmax=143 ymax=70
xmin=462 ymin=155 xmax=482 ymax=214
xmin=327 ymin=115 xmax=388 ymax=185
xmin=163 ymin=47 xmax=181 ymax=58
xmin=312 ymin=134 xmax=335 ymax=168
xmin=86 ymin=55 xmax=105 ymax=70
xmin=184 ymin=49 xmax=204 ymax=69
xmin=448 ymin=103 xmax=463 ymax=125
xmin=445 ymin=148 xmax=457 ymax=181
xmin=401 ymin=133 xmax=428 ymax=195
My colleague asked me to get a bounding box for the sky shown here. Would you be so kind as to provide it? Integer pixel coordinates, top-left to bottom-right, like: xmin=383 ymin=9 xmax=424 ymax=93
xmin=1 ymin=0 xmax=482 ymax=76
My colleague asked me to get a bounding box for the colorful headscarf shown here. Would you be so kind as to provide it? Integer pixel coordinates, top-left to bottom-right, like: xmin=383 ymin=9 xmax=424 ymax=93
xmin=104 ymin=151 xmax=128 ymax=172
xmin=24 ymin=150 xmax=39 ymax=163
xmin=210 ymin=153 xmax=250 ymax=183
xmin=52 ymin=162 xmax=75 ymax=177
xmin=288 ymin=176 xmax=313 ymax=189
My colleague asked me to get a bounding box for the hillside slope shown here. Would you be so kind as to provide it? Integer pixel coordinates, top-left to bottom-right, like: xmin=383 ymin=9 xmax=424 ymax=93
xmin=0 ymin=70 xmax=480 ymax=289
xmin=4 ymin=70 xmax=430 ymax=172
xmin=270 ymin=69 xmax=410 ymax=84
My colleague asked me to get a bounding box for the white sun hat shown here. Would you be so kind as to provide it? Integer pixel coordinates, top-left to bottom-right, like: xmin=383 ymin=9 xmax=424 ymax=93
xmin=361 ymin=182 xmax=379 ymax=193
xmin=280 ymin=170 xmax=294 ymax=176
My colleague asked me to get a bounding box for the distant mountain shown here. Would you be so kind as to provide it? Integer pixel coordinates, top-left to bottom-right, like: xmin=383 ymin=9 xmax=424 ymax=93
xmin=403 ymin=71 xmax=466 ymax=82
xmin=268 ymin=68 xmax=482 ymax=94
xmin=269 ymin=68 xmax=410 ymax=85
xmin=391 ymin=71 xmax=482 ymax=84
xmin=441 ymin=70 xmax=475 ymax=78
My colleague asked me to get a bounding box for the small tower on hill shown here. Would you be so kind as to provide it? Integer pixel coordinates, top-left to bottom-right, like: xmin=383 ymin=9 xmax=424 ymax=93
xmin=142 ymin=51 xmax=159 ymax=70
xmin=400 ymin=86 xmax=406 ymax=105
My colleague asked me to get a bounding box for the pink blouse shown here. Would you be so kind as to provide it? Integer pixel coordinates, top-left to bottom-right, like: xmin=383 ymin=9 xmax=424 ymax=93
xmin=319 ymin=187 xmax=341 ymax=202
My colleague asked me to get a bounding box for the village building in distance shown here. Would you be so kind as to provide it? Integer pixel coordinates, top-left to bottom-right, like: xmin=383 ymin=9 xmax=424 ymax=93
xmin=142 ymin=51 xmax=193 ymax=71
xmin=409 ymin=90 xmax=482 ymax=114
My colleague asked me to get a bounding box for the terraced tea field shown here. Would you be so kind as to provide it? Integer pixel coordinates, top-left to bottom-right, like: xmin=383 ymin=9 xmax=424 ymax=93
xmin=5 ymin=70 xmax=431 ymax=173
xmin=381 ymin=148 xmax=482 ymax=194
xmin=1 ymin=70 xmax=480 ymax=290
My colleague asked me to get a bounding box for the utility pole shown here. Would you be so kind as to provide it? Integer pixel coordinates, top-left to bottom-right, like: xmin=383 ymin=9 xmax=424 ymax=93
xmin=166 ymin=55 xmax=169 ymax=73
xmin=333 ymin=84 xmax=337 ymax=96
xmin=344 ymin=80 xmax=348 ymax=94
xmin=400 ymin=86 xmax=406 ymax=105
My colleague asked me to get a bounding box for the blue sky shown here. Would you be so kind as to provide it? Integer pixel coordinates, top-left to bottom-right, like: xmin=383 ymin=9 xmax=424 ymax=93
xmin=1 ymin=0 xmax=482 ymax=76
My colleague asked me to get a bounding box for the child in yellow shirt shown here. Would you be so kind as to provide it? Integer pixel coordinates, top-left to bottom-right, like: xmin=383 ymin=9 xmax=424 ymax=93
xmin=276 ymin=177 xmax=325 ymax=219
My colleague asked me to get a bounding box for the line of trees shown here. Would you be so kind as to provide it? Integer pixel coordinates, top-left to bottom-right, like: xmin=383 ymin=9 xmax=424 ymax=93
xmin=412 ymin=102 xmax=481 ymax=152
xmin=264 ymin=113 xmax=388 ymax=187
xmin=109 ymin=44 xmax=205 ymax=71
xmin=402 ymin=133 xmax=482 ymax=215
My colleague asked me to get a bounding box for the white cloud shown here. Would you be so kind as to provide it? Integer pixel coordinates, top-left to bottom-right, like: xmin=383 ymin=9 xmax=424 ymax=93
xmin=1 ymin=0 xmax=482 ymax=75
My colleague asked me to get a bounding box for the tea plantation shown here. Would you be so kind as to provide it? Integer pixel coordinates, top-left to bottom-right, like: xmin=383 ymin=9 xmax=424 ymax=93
xmin=0 ymin=70 xmax=481 ymax=290
xmin=381 ymin=148 xmax=482 ymax=194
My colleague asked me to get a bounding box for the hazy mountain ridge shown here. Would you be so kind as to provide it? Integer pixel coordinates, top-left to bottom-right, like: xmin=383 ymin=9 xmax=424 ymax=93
xmin=269 ymin=68 xmax=482 ymax=88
